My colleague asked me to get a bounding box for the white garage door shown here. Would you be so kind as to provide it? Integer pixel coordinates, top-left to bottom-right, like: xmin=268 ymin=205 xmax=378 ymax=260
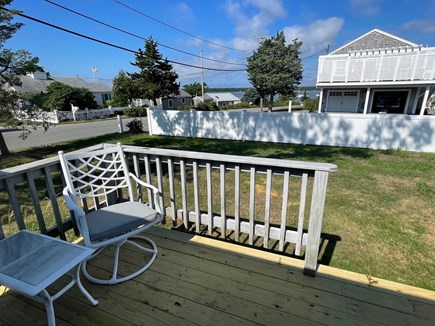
xmin=327 ymin=91 xmax=359 ymax=112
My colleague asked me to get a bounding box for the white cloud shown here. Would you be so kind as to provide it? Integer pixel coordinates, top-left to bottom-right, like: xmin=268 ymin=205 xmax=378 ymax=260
xmin=349 ymin=0 xmax=382 ymax=16
xmin=283 ymin=17 xmax=344 ymax=56
xmin=402 ymin=19 xmax=435 ymax=34
xmin=224 ymin=0 xmax=286 ymax=37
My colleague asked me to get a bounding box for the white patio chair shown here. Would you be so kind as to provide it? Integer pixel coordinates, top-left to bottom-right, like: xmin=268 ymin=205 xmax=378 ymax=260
xmin=58 ymin=143 xmax=163 ymax=285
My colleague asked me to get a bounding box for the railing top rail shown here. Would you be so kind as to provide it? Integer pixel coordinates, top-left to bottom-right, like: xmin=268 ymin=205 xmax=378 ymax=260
xmin=0 ymin=144 xmax=105 ymax=181
xmin=120 ymin=144 xmax=338 ymax=173
xmin=0 ymin=143 xmax=337 ymax=182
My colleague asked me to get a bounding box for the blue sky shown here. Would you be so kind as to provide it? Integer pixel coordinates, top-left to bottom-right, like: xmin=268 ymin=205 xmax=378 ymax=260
xmin=4 ymin=0 xmax=435 ymax=88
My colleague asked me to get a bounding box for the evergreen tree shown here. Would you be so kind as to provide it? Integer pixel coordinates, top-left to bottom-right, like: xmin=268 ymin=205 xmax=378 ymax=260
xmin=247 ymin=31 xmax=302 ymax=110
xmin=0 ymin=1 xmax=42 ymax=155
xmin=183 ymin=82 xmax=208 ymax=97
xmin=129 ymin=37 xmax=179 ymax=105
xmin=112 ymin=70 xmax=135 ymax=106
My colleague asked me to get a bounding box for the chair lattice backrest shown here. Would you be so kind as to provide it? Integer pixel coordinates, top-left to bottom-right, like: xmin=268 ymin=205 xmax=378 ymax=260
xmin=59 ymin=144 xmax=133 ymax=200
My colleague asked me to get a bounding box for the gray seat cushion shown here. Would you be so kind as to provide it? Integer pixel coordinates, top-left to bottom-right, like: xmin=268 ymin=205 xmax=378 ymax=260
xmin=85 ymin=201 xmax=159 ymax=242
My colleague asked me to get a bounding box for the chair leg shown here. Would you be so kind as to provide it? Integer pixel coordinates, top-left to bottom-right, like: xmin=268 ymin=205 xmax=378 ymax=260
xmin=81 ymin=236 xmax=158 ymax=285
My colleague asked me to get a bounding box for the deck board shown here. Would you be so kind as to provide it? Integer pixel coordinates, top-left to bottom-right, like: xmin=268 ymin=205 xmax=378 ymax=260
xmin=1 ymin=227 xmax=434 ymax=325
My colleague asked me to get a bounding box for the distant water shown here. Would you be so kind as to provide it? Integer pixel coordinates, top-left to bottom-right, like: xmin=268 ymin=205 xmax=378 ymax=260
xmin=231 ymin=90 xmax=319 ymax=101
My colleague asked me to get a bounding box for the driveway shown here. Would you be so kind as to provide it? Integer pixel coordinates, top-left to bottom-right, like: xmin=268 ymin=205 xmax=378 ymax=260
xmin=2 ymin=117 xmax=146 ymax=152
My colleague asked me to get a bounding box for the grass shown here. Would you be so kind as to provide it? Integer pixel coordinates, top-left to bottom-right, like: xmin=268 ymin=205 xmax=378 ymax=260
xmin=1 ymin=132 xmax=434 ymax=290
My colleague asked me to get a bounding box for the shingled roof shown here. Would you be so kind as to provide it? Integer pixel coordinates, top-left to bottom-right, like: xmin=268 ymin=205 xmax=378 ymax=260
xmin=330 ymin=29 xmax=418 ymax=55
xmin=13 ymin=74 xmax=111 ymax=93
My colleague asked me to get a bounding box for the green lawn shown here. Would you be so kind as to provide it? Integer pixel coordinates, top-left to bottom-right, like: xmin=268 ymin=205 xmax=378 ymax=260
xmin=1 ymin=132 xmax=434 ymax=290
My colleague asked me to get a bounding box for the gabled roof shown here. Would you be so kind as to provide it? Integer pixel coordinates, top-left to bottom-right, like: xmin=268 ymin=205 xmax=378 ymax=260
xmin=205 ymin=92 xmax=241 ymax=102
xmin=172 ymin=90 xmax=192 ymax=98
xmin=330 ymin=29 xmax=418 ymax=55
xmin=13 ymin=75 xmax=111 ymax=93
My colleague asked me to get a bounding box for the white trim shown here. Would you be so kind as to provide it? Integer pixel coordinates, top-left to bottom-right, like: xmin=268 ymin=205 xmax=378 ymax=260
xmin=421 ymin=86 xmax=430 ymax=116
xmin=318 ymin=89 xmax=324 ymax=113
xmin=412 ymin=87 xmax=422 ymax=114
xmin=363 ymin=88 xmax=371 ymax=114
xmin=317 ymin=80 xmax=435 ymax=87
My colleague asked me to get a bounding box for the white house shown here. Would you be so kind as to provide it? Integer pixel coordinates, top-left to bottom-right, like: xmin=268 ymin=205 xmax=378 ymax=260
xmin=134 ymin=90 xmax=192 ymax=110
xmin=316 ymin=29 xmax=435 ymax=115
xmin=14 ymin=72 xmax=112 ymax=106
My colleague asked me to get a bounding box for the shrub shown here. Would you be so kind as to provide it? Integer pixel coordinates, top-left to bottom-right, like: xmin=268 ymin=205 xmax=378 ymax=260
xmin=302 ymin=98 xmax=319 ymax=112
xmin=195 ymin=101 xmax=217 ymax=111
xmin=126 ymin=118 xmax=143 ymax=133
xmin=124 ymin=107 xmax=148 ymax=117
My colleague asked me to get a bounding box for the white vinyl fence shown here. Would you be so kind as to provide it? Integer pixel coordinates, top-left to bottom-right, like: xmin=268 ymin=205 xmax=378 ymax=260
xmin=147 ymin=108 xmax=435 ymax=153
xmin=16 ymin=107 xmax=129 ymax=123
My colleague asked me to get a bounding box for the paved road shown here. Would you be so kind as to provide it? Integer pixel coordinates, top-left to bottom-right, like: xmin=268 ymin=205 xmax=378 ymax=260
xmin=2 ymin=117 xmax=145 ymax=152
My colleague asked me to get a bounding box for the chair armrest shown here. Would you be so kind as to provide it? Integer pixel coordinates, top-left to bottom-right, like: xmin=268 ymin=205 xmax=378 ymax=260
xmin=129 ymin=173 xmax=163 ymax=215
xmin=62 ymin=187 xmax=86 ymax=218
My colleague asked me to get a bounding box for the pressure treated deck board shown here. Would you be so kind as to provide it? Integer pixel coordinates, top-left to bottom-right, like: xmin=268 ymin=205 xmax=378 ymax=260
xmin=0 ymin=227 xmax=434 ymax=326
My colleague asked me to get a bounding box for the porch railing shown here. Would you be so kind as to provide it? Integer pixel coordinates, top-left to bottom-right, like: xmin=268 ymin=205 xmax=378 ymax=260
xmin=0 ymin=144 xmax=337 ymax=275
xmin=317 ymin=46 xmax=435 ymax=84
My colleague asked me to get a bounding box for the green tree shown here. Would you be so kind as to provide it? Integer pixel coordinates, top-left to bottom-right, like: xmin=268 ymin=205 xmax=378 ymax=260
xmin=43 ymin=82 xmax=97 ymax=111
xmin=247 ymin=31 xmax=302 ymax=110
xmin=112 ymin=70 xmax=135 ymax=106
xmin=183 ymin=82 xmax=208 ymax=97
xmin=242 ymin=88 xmax=261 ymax=105
xmin=0 ymin=1 xmax=42 ymax=155
xmin=129 ymin=37 xmax=179 ymax=105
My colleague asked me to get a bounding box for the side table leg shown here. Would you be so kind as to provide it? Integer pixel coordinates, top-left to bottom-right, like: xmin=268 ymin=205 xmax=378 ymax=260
xmin=76 ymin=262 xmax=99 ymax=306
xmin=40 ymin=289 xmax=56 ymax=326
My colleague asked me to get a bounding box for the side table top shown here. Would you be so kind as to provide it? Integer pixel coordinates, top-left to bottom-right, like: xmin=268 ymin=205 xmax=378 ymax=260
xmin=0 ymin=230 xmax=93 ymax=296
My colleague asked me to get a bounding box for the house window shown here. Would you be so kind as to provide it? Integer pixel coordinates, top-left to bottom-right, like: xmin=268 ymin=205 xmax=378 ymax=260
xmin=168 ymin=99 xmax=173 ymax=108
xmin=182 ymin=98 xmax=185 ymax=104
xmin=344 ymin=91 xmax=358 ymax=96
xmin=329 ymin=91 xmax=343 ymax=96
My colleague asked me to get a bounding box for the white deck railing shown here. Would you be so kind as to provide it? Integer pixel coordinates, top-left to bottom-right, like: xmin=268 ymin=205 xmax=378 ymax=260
xmin=0 ymin=144 xmax=337 ymax=275
xmin=317 ymin=47 xmax=435 ymax=85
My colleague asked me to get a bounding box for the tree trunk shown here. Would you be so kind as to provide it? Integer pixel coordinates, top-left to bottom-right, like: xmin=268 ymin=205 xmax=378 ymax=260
xmin=268 ymin=94 xmax=274 ymax=112
xmin=0 ymin=132 xmax=10 ymax=156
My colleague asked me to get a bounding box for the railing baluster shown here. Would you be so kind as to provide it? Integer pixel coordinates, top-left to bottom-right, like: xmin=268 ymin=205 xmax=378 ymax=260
xmin=295 ymin=173 xmax=308 ymax=256
xmin=206 ymin=162 xmax=213 ymax=235
xmin=193 ymin=161 xmax=200 ymax=233
xmin=144 ymin=155 xmax=153 ymax=209
xmin=234 ymin=165 xmax=240 ymax=242
xmin=26 ymin=172 xmax=48 ymax=234
xmin=6 ymin=178 xmax=25 ymax=231
xmin=133 ymin=154 xmax=143 ymax=202
xmin=263 ymin=169 xmax=272 ymax=249
xmin=248 ymin=167 xmax=256 ymax=245
xmin=220 ymin=163 xmax=226 ymax=239
xmin=279 ymin=171 xmax=290 ymax=252
xmin=44 ymin=167 xmax=65 ymax=240
xmin=167 ymin=157 xmax=176 ymax=225
xmin=156 ymin=156 xmax=165 ymax=221
xmin=180 ymin=159 xmax=188 ymax=229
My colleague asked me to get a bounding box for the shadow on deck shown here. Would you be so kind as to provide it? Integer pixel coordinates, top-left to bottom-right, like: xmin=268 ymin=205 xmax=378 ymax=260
xmin=1 ymin=227 xmax=434 ymax=325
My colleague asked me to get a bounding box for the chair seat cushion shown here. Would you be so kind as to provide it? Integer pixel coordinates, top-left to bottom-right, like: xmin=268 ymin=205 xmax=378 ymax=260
xmin=86 ymin=201 xmax=160 ymax=242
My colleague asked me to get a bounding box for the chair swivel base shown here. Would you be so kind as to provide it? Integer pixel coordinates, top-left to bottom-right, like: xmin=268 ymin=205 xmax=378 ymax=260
xmin=81 ymin=235 xmax=158 ymax=285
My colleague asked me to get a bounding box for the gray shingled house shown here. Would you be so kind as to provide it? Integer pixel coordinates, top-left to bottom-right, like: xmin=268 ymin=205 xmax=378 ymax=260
xmin=134 ymin=90 xmax=192 ymax=110
xmin=12 ymin=71 xmax=112 ymax=106
xmin=316 ymin=29 xmax=435 ymax=115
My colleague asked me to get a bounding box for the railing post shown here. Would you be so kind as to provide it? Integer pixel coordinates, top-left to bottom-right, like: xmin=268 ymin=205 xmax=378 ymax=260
xmin=304 ymin=171 xmax=329 ymax=276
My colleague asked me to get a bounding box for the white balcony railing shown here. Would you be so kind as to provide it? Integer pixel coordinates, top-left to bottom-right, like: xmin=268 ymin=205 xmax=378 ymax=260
xmin=0 ymin=144 xmax=336 ymax=276
xmin=317 ymin=47 xmax=435 ymax=85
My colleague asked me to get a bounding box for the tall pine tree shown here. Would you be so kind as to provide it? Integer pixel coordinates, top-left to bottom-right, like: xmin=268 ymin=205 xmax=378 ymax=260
xmin=0 ymin=2 xmax=42 ymax=155
xmin=247 ymin=32 xmax=302 ymax=110
xmin=129 ymin=37 xmax=179 ymax=105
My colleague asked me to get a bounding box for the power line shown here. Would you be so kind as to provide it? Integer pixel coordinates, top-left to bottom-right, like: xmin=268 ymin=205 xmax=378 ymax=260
xmin=43 ymin=0 xmax=246 ymax=67
xmin=301 ymin=47 xmax=328 ymax=60
xmin=112 ymin=0 xmax=249 ymax=53
xmin=3 ymin=8 xmax=246 ymax=72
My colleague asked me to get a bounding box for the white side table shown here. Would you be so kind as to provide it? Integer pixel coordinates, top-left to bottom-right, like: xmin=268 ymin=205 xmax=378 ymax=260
xmin=0 ymin=230 xmax=98 ymax=325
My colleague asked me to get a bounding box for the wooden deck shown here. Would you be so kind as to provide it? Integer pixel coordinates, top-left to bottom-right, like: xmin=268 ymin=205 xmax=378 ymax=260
xmin=1 ymin=227 xmax=434 ymax=325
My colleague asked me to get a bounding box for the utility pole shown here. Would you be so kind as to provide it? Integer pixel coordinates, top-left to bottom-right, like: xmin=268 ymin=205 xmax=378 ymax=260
xmin=200 ymin=50 xmax=205 ymax=98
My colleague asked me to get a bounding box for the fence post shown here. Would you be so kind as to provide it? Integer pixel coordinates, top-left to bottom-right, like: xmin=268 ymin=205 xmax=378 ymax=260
xmin=147 ymin=108 xmax=153 ymax=135
xmin=116 ymin=113 xmax=124 ymax=133
xmin=304 ymin=170 xmax=329 ymax=276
